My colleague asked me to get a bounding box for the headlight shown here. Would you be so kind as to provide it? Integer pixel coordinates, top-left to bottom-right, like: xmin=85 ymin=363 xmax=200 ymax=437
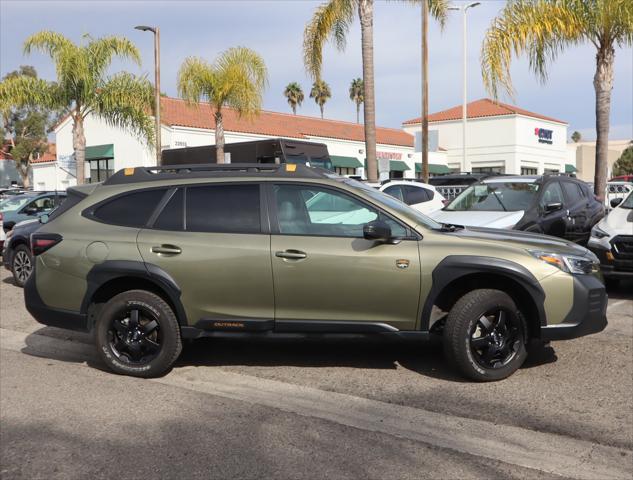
xmin=591 ymin=225 xmax=609 ymax=239
xmin=529 ymin=250 xmax=599 ymax=275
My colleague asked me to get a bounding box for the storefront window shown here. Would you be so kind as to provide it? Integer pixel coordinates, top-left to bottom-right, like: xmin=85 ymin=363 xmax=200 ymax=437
xmin=335 ymin=167 xmax=356 ymax=176
xmin=472 ymin=167 xmax=505 ymax=174
xmin=521 ymin=167 xmax=538 ymax=175
xmin=88 ymin=158 xmax=114 ymax=183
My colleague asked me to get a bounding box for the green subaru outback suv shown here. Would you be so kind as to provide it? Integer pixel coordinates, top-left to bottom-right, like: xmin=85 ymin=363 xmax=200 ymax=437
xmin=25 ymin=164 xmax=607 ymax=381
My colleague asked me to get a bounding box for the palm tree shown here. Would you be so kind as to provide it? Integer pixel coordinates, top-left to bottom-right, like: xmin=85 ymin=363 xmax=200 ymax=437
xmin=310 ymin=80 xmax=331 ymax=119
xmin=571 ymin=131 xmax=582 ymax=143
xmin=283 ymin=82 xmax=304 ymax=115
xmin=304 ymin=0 xmax=448 ymax=183
xmin=178 ymin=47 xmax=268 ymax=163
xmin=349 ymin=78 xmax=364 ymax=123
xmin=0 ymin=31 xmax=154 ymax=184
xmin=481 ymin=0 xmax=633 ymax=199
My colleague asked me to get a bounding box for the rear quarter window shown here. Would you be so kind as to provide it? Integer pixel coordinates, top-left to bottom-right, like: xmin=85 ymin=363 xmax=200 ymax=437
xmin=91 ymin=189 xmax=167 ymax=227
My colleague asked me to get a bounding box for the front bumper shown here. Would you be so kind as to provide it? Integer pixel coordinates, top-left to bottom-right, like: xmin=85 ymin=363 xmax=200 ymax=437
xmin=540 ymin=274 xmax=607 ymax=341
xmin=24 ymin=268 xmax=89 ymax=332
xmin=588 ymin=235 xmax=633 ymax=278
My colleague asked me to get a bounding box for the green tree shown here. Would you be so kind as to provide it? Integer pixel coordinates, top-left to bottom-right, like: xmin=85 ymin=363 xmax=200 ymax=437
xmin=178 ymin=47 xmax=268 ymax=164
xmin=349 ymin=77 xmax=364 ymax=124
xmin=612 ymin=145 xmax=633 ymax=176
xmin=283 ymin=82 xmax=304 ymax=115
xmin=0 ymin=66 xmax=58 ymax=188
xmin=310 ymin=80 xmax=331 ymax=119
xmin=303 ymin=0 xmax=448 ymax=182
xmin=0 ymin=32 xmax=154 ymax=185
xmin=481 ymin=0 xmax=633 ymax=199
xmin=571 ymin=130 xmax=582 ymax=143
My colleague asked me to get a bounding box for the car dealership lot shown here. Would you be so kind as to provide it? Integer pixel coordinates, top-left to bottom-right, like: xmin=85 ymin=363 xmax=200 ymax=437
xmin=1 ymin=269 xmax=631 ymax=479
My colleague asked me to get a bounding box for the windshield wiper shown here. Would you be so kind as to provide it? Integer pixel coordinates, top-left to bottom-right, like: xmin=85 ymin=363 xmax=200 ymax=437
xmin=489 ymin=190 xmax=507 ymax=212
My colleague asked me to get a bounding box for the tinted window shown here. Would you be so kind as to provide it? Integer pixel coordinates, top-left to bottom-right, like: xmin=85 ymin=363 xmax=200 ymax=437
xmin=25 ymin=196 xmax=56 ymax=213
xmin=94 ymin=189 xmax=166 ymax=227
xmin=383 ymin=185 xmax=405 ymax=202
xmin=274 ymin=184 xmax=407 ymax=238
xmin=154 ymin=189 xmax=184 ymax=231
xmin=562 ymin=182 xmax=582 ymax=204
xmin=404 ymin=185 xmax=431 ymax=205
xmin=186 ymin=184 xmax=260 ymax=233
xmin=539 ymin=182 xmax=565 ymax=207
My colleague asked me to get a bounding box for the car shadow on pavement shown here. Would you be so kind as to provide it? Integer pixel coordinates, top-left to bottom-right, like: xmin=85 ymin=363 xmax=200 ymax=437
xmin=2 ymin=275 xmax=16 ymax=285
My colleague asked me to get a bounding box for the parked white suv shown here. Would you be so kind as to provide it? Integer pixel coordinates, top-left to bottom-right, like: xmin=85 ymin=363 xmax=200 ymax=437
xmin=379 ymin=181 xmax=446 ymax=214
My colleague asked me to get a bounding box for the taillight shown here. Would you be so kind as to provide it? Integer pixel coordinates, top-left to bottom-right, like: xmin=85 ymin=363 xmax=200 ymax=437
xmin=31 ymin=233 xmax=62 ymax=256
xmin=0 ymin=212 xmax=3 ymax=222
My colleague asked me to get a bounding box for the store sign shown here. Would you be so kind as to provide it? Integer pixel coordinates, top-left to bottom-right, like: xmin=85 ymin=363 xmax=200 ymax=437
xmin=377 ymin=151 xmax=402 ymax=160
xmin=534 ymin=127 xmax=553 ymax=145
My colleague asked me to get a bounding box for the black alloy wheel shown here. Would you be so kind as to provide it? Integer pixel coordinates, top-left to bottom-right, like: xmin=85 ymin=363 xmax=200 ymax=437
xmin=469 ymin=308 xmax=523 ymax=370
xmin=108 ymin=307 xmax=162 ymax=365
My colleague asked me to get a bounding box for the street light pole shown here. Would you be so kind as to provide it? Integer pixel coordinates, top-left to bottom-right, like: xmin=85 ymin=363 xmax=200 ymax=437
xmin=135 ymin=25 xmax=161 ymax=166
xmin=449 ymin=2 xmax=480 ymax=174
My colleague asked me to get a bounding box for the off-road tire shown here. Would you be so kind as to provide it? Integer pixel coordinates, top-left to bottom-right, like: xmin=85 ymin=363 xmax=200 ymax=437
xmin=11 ymin=244 xmax=33 ymax=288
xmin=95 ymin=290 xmax=182 ymax=378
xmin=443 ymin=289 xmax=528 ymax=382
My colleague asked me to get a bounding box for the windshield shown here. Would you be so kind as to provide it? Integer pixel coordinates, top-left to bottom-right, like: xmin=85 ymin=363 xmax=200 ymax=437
xmin=0 ymin=195 xmax=34 ymax=212
xmin=345 ymin=179 xmax=442 ymax=229
xmin=446 ymin=182 xmax=539 ymax=212
xmin=621 ymin=192 xmax=633 ymax=209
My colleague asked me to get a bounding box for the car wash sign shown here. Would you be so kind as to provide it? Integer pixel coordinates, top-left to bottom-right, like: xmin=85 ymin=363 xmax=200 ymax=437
xmin=534 ymin=127 xmax=553 ymax=145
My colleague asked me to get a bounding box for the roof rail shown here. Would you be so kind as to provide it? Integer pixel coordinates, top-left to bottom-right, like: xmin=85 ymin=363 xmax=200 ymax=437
xmin=102 ymin=162 xmax=331 ymax=186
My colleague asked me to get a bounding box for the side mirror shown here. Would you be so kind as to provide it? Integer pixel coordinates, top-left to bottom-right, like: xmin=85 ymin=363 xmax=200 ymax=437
xmin=544 ymin=202 xmax=563 ymax=213
xmin=39 ymin=213 xmax=49 ymax=224
xmin=363 ymin=220 xmax=394 ymax=243
xmin=610 ymin=198 xmax=623 ymax=208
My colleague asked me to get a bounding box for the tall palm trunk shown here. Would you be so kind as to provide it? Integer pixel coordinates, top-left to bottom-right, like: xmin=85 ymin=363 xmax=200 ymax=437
xmin=292 ymin=104 xmax=297 ymax=115
xmin=214 ymin=109 xmax=225 ymax=163
xmin=356 ymin=103 xmax=360 ymax=124
xmin=421 ymin=0 xmax=429 ymax=183
xmin=593 ymin=44 xmax=614 ymax=201
xmin=320 ymin=104 xmax=324 ymax=118
xmin=72 ymin=111 xmax=85 ymax=185
xmin=359 ymin=0 xmax=378 ymax=183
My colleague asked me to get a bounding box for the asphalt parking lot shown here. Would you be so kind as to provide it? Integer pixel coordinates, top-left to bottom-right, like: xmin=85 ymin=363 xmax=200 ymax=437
xmin=1 ymin=268 xmax=631 ymax=479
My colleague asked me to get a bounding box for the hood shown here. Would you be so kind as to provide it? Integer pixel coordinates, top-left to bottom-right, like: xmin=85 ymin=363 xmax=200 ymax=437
xmin=597 ymin=207 xmax=633 ymax=235
xmin=451 ymin=226 xmax=590 ymax=256
xmin=429 ymin=209 xmax=525 ymax=229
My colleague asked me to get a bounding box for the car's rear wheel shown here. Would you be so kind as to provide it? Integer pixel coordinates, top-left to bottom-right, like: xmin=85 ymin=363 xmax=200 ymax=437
xmin=95 ymin=290 xmax=182 ymax=378
xmin=444 ymin=289 xmax=527 ymax=381
xmin=11 ymin=245 xmax=33 ymax=288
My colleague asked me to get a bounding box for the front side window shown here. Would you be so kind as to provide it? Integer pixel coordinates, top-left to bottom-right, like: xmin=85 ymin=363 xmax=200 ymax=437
xmin=539 ymin=182 xmax=565 ymax=208
xmin=273 ymin=184 xmax=407 ymax=238
xmin=25 ymin=196 xmax=56 ymax=213
xmin=186 ymin=184 xmax=260 ymax=234
xmin=446 ymin=182 xmax=539 ymax=212
xmin=93 ymin=189 xmax=167 ymax=227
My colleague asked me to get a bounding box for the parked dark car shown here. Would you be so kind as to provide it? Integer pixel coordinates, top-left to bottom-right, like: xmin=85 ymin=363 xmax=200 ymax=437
xmin=428 ymin=173 xmax=505 ymax=201
xmin=430 ymin=174 xmax=604 ymax=245
xmin=2 ymin=218 xmax=40 ymax=287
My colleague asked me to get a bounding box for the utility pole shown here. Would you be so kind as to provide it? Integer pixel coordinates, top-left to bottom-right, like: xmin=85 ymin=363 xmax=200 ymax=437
xmin=421 ymin=0 xmax=429 ymax=182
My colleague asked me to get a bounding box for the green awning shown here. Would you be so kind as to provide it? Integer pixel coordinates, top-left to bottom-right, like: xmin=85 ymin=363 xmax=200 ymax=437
xmin=330 ymin=155 xmax=363 ymax=169
xmin=389 ymin=160 xmax=410 ymax=172
xmin=565 ymin=164 xmax=578 ymax=173
xmin=86 ymin=144 xmax=114 ymax=160
xmin=415 ymin=163 xmax=450 ymax=174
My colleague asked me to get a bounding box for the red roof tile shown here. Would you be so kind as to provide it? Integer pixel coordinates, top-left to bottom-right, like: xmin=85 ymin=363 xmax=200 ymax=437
xmin=31 ymin=143 xmax=56 ymax=164
xmin=161 ymin=97 xmax=413 ymax=147
xmin=403 ymin=98 xmax=567 ymax=125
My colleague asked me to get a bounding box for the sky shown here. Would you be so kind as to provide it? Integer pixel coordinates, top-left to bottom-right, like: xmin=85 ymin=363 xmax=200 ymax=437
xmin=1 ymin=0 xmax=632 ymax=141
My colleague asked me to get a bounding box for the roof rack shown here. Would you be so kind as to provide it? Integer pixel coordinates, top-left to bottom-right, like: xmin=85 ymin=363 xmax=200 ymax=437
xmin=103 ymin=163 xmax=332 ymax=186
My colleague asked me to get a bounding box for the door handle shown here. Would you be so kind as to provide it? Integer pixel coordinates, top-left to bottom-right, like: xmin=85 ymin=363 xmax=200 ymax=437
xmin=275 ymin=250 xmax=307 ymax=260
xmin=151 ymin=245 xmax=182 ymax=255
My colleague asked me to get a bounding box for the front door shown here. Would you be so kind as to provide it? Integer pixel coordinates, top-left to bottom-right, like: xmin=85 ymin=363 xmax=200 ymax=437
xmin=269 ymin=183 xmax=421 ymax=331
xmin=537 ymin=181 xmax=568 ymax=239
xmin=137 ymin=184 xmax=274 ymax=326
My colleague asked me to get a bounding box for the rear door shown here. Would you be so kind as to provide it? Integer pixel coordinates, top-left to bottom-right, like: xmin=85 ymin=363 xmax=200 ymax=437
xmin=268 ymin=182 xmax=421 ymax=331
xmin=137 ymin=183 xmax=274 ymax=327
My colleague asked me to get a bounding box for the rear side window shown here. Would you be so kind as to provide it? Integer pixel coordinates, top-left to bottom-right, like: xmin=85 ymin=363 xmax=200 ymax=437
xmin=404 ymin=185 xmax=432 ymax=204
xmin=186 ymin=184 xmax=260 ymax=233
xmin=562 ymin=182 xmax=582 ymax=204
xmin=153 ymin=189 xmax=184 ymax=231
xmin=383 ymin=185 xmax=405 ymax=202
xmin=93 ymin=189 xmax=166 ymax=227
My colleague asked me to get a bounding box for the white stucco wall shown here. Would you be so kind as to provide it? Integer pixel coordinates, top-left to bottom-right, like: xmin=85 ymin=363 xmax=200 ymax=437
xmin=31 ymin=162 xmax=76 ymax=191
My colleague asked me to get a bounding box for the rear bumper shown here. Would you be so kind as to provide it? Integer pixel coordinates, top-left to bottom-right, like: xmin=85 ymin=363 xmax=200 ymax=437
xmin=540 ymin=274 xmax=607 ymax=341
xmin=24 ymin=271 xmax=89 ymax=332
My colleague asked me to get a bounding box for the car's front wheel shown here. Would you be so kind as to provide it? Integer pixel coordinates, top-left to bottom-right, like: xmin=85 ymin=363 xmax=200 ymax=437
xmin=95 ymin=290 xmax=182 ymax=378
xmin=443 ymin=289 xmax=528 ymax=381
xmin=11 ymin=244 xmax=33 ymax=288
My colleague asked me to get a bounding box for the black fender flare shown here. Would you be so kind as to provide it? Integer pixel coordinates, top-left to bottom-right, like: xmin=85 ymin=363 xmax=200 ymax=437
xmin=80 ymin=260 xmax=188 ymax=326
xmin=421 ymin=255 xmax=546 ymax=331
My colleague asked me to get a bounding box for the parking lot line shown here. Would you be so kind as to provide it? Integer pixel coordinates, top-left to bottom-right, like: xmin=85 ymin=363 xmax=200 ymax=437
xmin=1 ymin=326 xmax=631 ymax=480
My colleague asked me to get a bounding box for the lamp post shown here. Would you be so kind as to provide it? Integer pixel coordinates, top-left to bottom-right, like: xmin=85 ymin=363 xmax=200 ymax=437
xmin=448 ymin=2 xmax=480 ymax=174
xmin=135 ymin=25 xmax=161 ymax=166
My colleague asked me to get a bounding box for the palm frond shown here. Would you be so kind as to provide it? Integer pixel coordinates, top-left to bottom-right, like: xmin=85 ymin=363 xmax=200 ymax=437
xmin=398 ymin=0 xmax=450 ymax=28
xmin=303 ymin=0 xmax=355 ymax=80
xmin=0 ymin=76 xmax=60 ymax=111
xmin=177 ymin=56 xmax=216 ymax=105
